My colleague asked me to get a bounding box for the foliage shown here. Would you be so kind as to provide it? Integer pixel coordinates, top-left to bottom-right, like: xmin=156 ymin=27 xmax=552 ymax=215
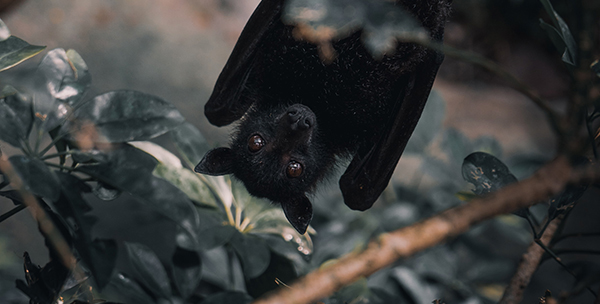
xmin=1 ymin=0 xmax=599 ymax=303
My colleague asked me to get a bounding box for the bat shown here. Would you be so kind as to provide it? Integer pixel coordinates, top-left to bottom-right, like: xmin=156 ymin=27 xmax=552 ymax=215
xmin=195 ymin=0 xmax=451 ymax=234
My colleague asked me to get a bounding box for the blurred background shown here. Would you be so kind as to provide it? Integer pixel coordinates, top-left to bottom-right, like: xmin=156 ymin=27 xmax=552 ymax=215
xmin=0 ymin=0 xmax=596 ymax=303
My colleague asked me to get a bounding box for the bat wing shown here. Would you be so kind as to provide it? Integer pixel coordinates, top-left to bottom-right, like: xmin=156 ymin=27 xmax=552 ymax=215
xmin=339 ymin=48 xmax=444 ymax=211
xmin=204 ymin=0 xmax=284 ymax=127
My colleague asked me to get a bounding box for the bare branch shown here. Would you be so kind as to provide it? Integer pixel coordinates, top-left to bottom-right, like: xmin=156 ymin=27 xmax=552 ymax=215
xmin=253 ymin=156 xmax=588 ymax=304
xmin=499 ymin=216 xmax=562 ymax=304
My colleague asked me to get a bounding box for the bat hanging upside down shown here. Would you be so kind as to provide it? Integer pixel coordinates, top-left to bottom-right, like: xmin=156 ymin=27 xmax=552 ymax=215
xmin=195 ymin=0 xmax=451 ymax=234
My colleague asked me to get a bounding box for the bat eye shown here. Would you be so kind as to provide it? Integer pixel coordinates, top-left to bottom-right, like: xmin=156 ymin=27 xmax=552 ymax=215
xmin=248 ymin=134 xmax=265 ymax=152
xmin=286 ymin=161 xmax=303 ymax=178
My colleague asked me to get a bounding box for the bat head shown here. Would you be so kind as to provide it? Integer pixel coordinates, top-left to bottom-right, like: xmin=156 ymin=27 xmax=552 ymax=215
xmin=195 ymin=104 xmax=333 ymax=234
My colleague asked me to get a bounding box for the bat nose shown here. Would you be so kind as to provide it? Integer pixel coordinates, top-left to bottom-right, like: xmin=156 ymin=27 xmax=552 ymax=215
xmin=286 ymin=104 xmax=315 ymax=131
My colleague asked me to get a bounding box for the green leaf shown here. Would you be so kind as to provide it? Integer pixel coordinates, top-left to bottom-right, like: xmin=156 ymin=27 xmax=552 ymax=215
xmin=197 ymin=224 xmax=237 ymax=250
xmin=539 ymin=0 xmax=577 ymax=66
xmin=0 ymin=86 xmax=33 ymax=148
xmin=461 ymin=152 xmax=517 ymax=195
xmin=200 ymin=291 xmax=253 ymax=304
xmin=283 ymin=0 xmax=426 ymax=57
xmin=76 ymin=145 xmax=201 ymax=251
xmin=54 ymin=172 xmax=117 ymax=289
xmin=405 ymin=90 xmax=445 ymax=153
xmin=34 ymin=48 xmax=91 ymax=131
xmin=171 ymin=246 xmax=202 ymax=298
xmin=245 ymin=251 xmax=298 ymax=298
xmin=0 ymin=36 xmax=45 ymax=72
xmin=124 ymin=242 xmax=172 ymax=299
xmin=130 ymin=141 xmax=218 ymax=208
xmin=9 ymin=155 xmax=59 ymax=201
xmin=105 ymin=273 xmax=155 ymax=304
xmin=230 ymin=232 xmax=270 ymax=279
xmin=170 ymin=122 xmax=210 ymax=168
xmin=61 ymin=90 xmax=185 ymax=143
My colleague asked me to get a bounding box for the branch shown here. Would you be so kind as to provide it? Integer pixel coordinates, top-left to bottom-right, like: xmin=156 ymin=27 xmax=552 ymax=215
xmin=499 ymin=215 xmax=563 ymax=304
xmin=253 ymin=156 xmax=590 ymax=304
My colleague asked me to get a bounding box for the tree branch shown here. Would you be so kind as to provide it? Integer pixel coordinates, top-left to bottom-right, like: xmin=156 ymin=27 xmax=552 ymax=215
xmin=253 ymin=156 xmax=589 ymax=304
xmin=499 ymin=215 xmax=562 ymax=304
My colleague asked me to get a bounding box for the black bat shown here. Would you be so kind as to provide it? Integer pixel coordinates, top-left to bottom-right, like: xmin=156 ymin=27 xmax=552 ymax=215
xmin=195 ymin=0 xmax=451 ymax=234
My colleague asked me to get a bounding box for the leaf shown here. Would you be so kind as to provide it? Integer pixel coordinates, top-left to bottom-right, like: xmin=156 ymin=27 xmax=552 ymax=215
xmin=546 ymin=156 xmax=590 ymax=220
xmin=76 ymin=145 xmax=201 ymax=251
xmin=60 ymin=90 xmax=185 ymax=143
xmin=0 ymin=36 xmax=45 ymax=72
xmin=124 ymin=242 xmax=172 ymax=299
xmin=171 ymin=246 xmax=202 ymax=298
xmin=197 ymin=224 xmax=237 ymax=251
xmin=105 ymin=273 xmax=155 ymax=304
xmin=9 ymin=155 xmax=60 ymax=201
xmin=245 ymin=251 xmax=298 ymax=298
xmin=92 ymin=182 xmax=122 ymax=201
xmin=131 ymin=141 xmax=218 ymax=207
xmin=34 ymin=48 xmax=91 ymax=131
xmin=0 ymin=86 xmax=33 ymax=148
xmin=200 ymin=291 xmax=253 ymax=304
xmin=170 ymin=122 xmax=210 ymax=168
xmin=283 ymin=0 xmax=426 ymax=57
xmin=539 ymin=0 xmax=577 ymax=66
xmin=405 ymin=90 xmax=445 ymax=153
xmin=54 ymin=172 xmax=117 ymax=289
xmin=462 ymin=152 xmax=517 ymax=195
xmin=230 ymin=232 xmax=271 ymax=279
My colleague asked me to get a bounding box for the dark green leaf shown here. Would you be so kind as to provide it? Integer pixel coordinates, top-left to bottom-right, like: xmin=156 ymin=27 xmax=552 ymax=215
xmin=105 ymin=273 xmax=155 ymax=304
xmin=197 ymin=225 xmax=237 ymax=251
xmin=200 ymin=291 xmax=253 ymax=304
xmin=0 ymin=86 xmax=33 ymax=147
xmin=462 ymin=152 xmax=517 ymax=195
xmin=124 ymin=242 xmax=172 ymax=299
xmin=547 ymin=156 xmax=590 ymax=220
xmin=283 ymin=0 xmax=425 ymax=57
xmin=405 ymin=90 xmax=445 ymax=153
xmin=170 ymin=122 xmax=210 ymax=168
xmin=54 ymin=172 xmax=117 ymax=289
xmin=539 ymin=0 xmax=577 ymax=66
xmin=76 ymin=145 xmax=201 ymax=251
xmin=172 ymin=246 xmax=202 ymax=298
xmin=230 ymin=232 xmax=270 ymax=279
xmin=245 ymin=251 xmax=298 ymax=298
xmin=0 ymin=35 xmax=45 ymax=72
xmin=34 ymin=49 xmax=91 ymax=131
xmin=9 ymin=155 xmax=59 ymax=201
xmin=92 ymin=182 xmax=121 ymax=201
xmin=37 ymin=48 xmax=90 ymax=107
xmin=60 ymin=90 xmax=185 ymax=143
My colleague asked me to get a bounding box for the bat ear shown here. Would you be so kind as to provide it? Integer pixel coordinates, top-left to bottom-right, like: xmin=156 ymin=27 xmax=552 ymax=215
xmin=281 ymin=195 xmax=313 ymax=234
xmin=194 ymin=147 xmax=235 ymax=176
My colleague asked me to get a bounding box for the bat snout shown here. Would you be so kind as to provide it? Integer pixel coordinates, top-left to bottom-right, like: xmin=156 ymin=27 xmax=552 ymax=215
xmin=285 ymin=104 xmax=316 ymax=132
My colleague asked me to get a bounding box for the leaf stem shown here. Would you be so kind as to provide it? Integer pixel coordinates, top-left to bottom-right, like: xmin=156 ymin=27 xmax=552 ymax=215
xmin=41 ymin=150 xmax=76 ymax=161
xmin=38 ymin=131 xmax=69 ymax=157
xmin=0 ymin=204 xmax=26 ymax=223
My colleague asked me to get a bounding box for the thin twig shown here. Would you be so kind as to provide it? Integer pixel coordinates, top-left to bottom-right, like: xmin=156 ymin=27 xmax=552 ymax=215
xmin=498 ymin=216 xmax=562 ymax=304
xmin=0 ymin=204 xmax=27 ymax=223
